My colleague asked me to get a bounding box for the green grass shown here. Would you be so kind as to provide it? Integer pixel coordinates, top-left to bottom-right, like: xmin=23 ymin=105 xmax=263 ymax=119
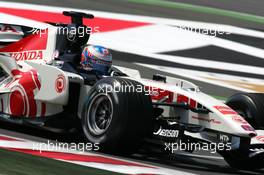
xmin=211 ymin=95 xmax=227 ymax=101
xmin=0 ymin=148 xmax=123 ymax=175
xmin=126 ymin=0 xmax=264 ymax=24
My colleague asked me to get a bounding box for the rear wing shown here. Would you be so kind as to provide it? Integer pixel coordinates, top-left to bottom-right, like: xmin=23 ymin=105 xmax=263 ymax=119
xmin=0 ymin=12 xmax=51 ymax=44
xmin=0 ymin=27 xmax=57 ymax=64
xmin=0 ymin=24 xmax=23 ymax=43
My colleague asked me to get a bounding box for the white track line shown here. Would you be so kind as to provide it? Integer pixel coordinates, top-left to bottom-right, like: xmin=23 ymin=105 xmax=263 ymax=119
xmin=0 ymin=1 xmax=263 ymax=39
xmin=0 ymin=134 xmax=196 ymax=175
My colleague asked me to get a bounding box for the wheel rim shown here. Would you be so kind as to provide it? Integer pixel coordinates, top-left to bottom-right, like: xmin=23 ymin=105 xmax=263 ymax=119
xmin=87 ymin=94 xmax=113 ymax=136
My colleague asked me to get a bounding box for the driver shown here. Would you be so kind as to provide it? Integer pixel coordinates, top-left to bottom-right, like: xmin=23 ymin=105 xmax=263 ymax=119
xmin=80 ymin=45 xmax=112 ymax=75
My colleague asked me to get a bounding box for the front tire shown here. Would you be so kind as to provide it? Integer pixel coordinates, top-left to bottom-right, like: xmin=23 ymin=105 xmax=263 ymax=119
xmin=226 ymin=93 xmax=264 ymax=129
xmin=82 ymin=77 xmax=153 ymax=154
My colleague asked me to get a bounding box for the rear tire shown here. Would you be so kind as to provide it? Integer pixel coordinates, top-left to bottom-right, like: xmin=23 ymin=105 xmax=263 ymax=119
xmin=226 ymin=93 xmax=264 ymax=129
xmin=81 ymin=77 xmax=153 ymax=154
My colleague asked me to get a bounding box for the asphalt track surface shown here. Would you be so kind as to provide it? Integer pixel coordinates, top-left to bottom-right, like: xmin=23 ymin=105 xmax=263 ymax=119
xmin=168 ymin=0 xmax=264 ymax=16
xmin=1 ymin=0 xmax=264 ymax=175
xmin=7 ymin=0 xmax=264 ymax=30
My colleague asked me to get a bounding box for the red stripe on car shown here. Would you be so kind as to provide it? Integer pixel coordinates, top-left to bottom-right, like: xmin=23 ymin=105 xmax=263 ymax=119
xmin=214 ymin=106 xmax=238 ymax=115
xmin=177 ymin=94 xmax=189 ymax=104
xmin=189 ymin=98 xmax=197 ymax=109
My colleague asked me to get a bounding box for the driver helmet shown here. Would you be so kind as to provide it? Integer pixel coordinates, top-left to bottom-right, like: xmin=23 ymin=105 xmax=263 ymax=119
xmin=81 ymin=45 xmax=112 ymax=75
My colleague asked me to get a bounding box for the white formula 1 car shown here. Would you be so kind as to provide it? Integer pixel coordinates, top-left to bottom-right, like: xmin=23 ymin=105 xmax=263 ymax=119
xmin=0 ymin=11 xmax=263 ymax=169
